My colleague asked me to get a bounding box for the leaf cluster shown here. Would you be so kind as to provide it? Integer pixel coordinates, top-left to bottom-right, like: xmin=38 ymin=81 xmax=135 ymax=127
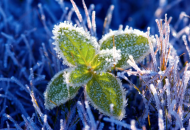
xmin=44 ymin=21 xmax=153 ymax=119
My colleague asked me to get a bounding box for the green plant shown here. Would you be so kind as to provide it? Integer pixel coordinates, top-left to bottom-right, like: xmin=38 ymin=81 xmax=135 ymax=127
xmin=44 ymin=21 xmax=155 ymax=120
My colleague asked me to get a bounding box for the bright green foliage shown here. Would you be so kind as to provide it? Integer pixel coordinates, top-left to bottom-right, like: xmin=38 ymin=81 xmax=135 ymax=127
xmin=86 ymin=72 xmax=125 ymax=119
xmin=100 ymin=31 xmax=151 ymax=69
xmin=68 ymin=66 xmax=92 ymax=86
xmin=46 ymin=21 xmax=153 ymax=120
xmin=53 ymin=22 xmax=98 ymax=67
xmin=58 ymin=30 xmax=95 ymax=66
xmin=44 ymin=70 xmax=80 ymax=110
xmin=91 ymin=48 xmax=121 ymax=73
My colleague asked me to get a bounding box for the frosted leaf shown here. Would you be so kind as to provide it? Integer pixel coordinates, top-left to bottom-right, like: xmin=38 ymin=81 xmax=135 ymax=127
xmin=52 ymin=21 xmax=99 ymax=67
xmin=91 ymin=48 xmax=121 ymax=73
xmin=67 ymin=65 xmax=92 ymax=87
xmin=99 ymin=29 xmax=155 ymax=69
xmin=44 ymin=69 xmax=80 ymax=110
xmin=86 ymin=72 xmax=125 ymax=120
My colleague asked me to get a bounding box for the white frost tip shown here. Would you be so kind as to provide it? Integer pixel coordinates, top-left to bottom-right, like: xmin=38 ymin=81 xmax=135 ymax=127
xmin=110 ymin=104 xmax=114 ymax=113
xmin=182 ymin=35 xmax=186 ymax=41
xmin=100 ymin=26 xmax=155 ymax=48
xmin=150 ymin=84 xmax=156 ymax=94
xmin=110 ymin=5 xmax=114 ymax=10
xmin=70 ymin=0 xmax=83 ymax=22
xmin=147 ymin=27 xmax=150 ymax=30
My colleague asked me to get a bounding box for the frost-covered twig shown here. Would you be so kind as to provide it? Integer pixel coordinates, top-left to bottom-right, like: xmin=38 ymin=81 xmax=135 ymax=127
xmin=182 ymin=35 xmax=190 ymax=59
xmin=3 ymin=114 xmax=22 ymax=130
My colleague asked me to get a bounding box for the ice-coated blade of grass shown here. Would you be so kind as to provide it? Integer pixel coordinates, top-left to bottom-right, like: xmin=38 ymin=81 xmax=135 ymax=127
xmin=86 ymin=72 xmax=125 ymax=120
xmin=52 ymin=21 xmax=99 ymax=67
xmin=91 ymin=48 xmax=121 ymax=74
xmin=44 ymin=69 xmax=80 ymax=110
xmin=99 ymin=29 xmax=155 ymax=69
xmin=67 ymin=65 xmax=93 ymax=87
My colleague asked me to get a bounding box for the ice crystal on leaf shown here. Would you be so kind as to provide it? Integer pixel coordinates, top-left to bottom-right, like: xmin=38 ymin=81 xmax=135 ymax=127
xmin=46 ymin=17 xmax=153 ymax=120
xmin=52 ymin=21 xmax=99 ymax=67
xmin=91 ymin=48 xmax=121 ymax=74
xmin=67 ymin=65 xmax=93 ymax=87
xmin=44 ymin=69 xmax=80 ymax=110
xmin=86 ymin=72 xmax=125 ymax=120
xmin=100 ymin=29 xmax=156 ymax=69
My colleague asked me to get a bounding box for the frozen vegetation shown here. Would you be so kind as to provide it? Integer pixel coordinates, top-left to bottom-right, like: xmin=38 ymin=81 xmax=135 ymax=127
xmin=0 ymin=0 xmax=190 ymax=129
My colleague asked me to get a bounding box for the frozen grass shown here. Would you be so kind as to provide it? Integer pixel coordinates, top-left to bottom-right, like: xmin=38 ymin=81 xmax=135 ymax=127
xmin=0 ymin=0 xmax=190 ymax=129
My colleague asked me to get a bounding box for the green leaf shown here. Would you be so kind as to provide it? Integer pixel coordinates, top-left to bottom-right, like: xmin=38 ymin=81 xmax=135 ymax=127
xmin=100 ymin=29 xmax=155 ymax=69
xmin=91 ymin=48 xmax=121 ymax=74
xmin=67 ymin=66 xmax=92 ymax=87
xmin=52 ymin=21 xmax=99 ymax=67
xmin=86 ymin=72 xmax=125 ymax=120
xmin=44 ymin=69 xmax=80 ymax=110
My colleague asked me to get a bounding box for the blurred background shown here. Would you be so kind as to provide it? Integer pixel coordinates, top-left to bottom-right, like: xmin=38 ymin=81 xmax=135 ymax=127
xmin=0 ymin=0 xmax=190 ymax=129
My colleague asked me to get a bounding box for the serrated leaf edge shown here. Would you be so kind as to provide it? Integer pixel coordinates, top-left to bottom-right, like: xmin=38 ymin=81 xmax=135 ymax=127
xmin=85 ymin=73 xmax=127 ymax=120
xmin=65 ymin=67 xmax=93 ymax=87
xmin=52 ymin=21 xmax=100 ymax=67
xmin=44 ymin=69 xmax=80 ymax=110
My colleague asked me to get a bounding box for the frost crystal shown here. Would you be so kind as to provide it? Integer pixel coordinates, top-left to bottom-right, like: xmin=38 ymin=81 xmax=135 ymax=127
xmin=44 ymin=69 xmax=80 ymax=110
xmin=91 ymin=48 xmax=121 ymax=73
xmin=66 ymin=66 xmax=93 ymax=87
xmin=52 ymin=21 xmax=99 ymax=67
xmin=99 ymin=28 xmax=156 ymax=69
xmin=86 ymin=72 xmax=126 ymax=120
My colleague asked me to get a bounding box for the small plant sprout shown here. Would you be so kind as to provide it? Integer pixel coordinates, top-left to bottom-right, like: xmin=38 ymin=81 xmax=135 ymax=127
xmin=2 ymin=0 xmax=190 ymax=129
xmin=44 ymin=2 xmax=155 ymax=120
